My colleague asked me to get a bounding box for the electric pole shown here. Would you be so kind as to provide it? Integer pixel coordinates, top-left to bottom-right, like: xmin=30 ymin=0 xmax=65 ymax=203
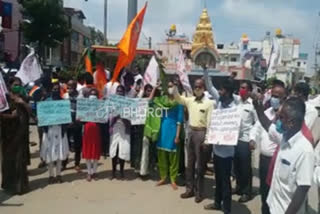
xmin=127 ymin=0 xmax=137 ymax=26
xmin=104 ymin=0 xmax=108 ymax=44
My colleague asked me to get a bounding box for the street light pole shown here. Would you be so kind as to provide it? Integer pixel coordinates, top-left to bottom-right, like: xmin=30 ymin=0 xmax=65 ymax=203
xmin=104 ymin=0 xmax=108 ymax=44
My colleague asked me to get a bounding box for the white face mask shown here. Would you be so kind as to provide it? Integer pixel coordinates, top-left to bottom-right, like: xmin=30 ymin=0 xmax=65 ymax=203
xmin=168 ymin=87 xmax=174 ymax=95
xmin=89 ymin=95 xmax=97 ymax=100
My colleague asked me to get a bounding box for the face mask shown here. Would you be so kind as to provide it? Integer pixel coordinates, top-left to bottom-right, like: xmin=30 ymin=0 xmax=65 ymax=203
xmin=194 ymin=89 xmax=204 ymax=97
xmin=270 ymin=97 xmax=281 ymax=110
xmin=12 ymin=86 xmax=27 ymax=97
xmin=89 ymin=95 xmax=97 ymax=100
xmin=167 ymin=88 xmax=174 ymax=95
xmin=239 ymin=88 xmax=248 ymax=99
xmin=275 ymin=119 xmax=284 ymax=134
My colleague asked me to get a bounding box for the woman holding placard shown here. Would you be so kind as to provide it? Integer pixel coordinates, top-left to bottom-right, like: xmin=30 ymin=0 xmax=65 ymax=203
xmin=109 ymin=85 xmax=131 ymax=180
xmin=40 ymin=82 xmax=69 ymax=184
xmin=82 ymin=88 xmax=102 ymax=182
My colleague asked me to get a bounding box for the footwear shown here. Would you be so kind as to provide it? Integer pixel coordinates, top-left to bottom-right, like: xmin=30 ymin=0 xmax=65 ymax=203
xmin=171 ymin=182 xmax=178 ymax=190
xmin=238 ymin=194 xmax=251 ymax=203
xmin=56 ymin=176 xmax=63 ymax=184
xmin=75 ymin=166 xmax=82 ymax=173
xmin=195 ymin=196 xmax=203 ymax=203
xmin=92 ymin=173 xmax=98 ymax=181
xmin=156 ymin=179 xmax=166 ymax=186
xmin=120 ymin=171 xmax=125 ymax=180
xmin=87 ymin=174 xmax=92 ymax=182
xmin=48 ymin=177 xmax=55 ymax=184
xmin=38 ymin=161 xmax=47 ymax=169
xmin=232 ymin=188 xmax=241 ymax=195
xmin=204 ymin=203 xmax=222 ymax=210
xmin=180 ymin=191 xmax=194 ymax=199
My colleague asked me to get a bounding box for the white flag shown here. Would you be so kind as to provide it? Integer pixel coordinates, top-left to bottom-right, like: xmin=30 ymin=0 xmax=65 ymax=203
xmin=0 ymin=72 xmax=9 ymax=112
xmin=144 ymin=56 xmax=159 ymax=87
xmin=177 ymin=49 xmax=193 ymax=95
xmin=267 ymin=38 xmax=281 ymax=75
xmin=16 ymin=48 xmax=43 ymax=85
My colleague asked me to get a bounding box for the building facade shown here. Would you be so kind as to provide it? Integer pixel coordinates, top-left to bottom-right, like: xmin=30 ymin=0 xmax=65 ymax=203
xmin=46 ymin=7 xmax=90 ymax=68
xmin=0 ymin=0 xmax=23 ymax=65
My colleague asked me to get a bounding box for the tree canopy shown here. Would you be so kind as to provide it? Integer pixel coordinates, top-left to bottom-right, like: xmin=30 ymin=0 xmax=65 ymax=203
xmin=21 ymin=0 xmax=70 ymax=48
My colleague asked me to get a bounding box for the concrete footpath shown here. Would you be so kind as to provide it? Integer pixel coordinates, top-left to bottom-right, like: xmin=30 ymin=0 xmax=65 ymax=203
xmin=0 ymin=126 xmax=318 ymax=214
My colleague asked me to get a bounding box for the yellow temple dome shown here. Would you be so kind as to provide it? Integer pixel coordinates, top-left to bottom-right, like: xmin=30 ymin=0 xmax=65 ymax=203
xmin=191 ymin=8 xmax=217 ymax=58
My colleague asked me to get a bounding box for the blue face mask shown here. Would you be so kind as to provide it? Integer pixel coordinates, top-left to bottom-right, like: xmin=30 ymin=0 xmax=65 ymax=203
xmin=270 ymin=97 xmax=281 ymax=110
xmin=275 ymin=119 xmax=286 ymax=134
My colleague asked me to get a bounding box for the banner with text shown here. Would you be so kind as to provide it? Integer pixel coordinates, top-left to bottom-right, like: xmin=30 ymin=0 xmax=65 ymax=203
xmin=207 ymin=108 xmax=241 ymax=146
xmin=76 ymin=99 xmax=110 ymax=123
xmin=37 ymin=100 xmax=72 ymax=127
xmin=108 ymin=95 xmax=149 ymax=125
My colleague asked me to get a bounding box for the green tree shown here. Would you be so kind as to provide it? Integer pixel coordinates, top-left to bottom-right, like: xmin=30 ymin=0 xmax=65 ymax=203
xmin=89 ymin=26 xmax=105 ymax=46
xmin=21 ymin=0 xmax=70 ymax=64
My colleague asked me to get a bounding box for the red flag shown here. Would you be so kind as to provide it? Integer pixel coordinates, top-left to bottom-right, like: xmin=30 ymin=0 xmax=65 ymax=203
xmin=111 ymin=2 xmax=148 ymax=83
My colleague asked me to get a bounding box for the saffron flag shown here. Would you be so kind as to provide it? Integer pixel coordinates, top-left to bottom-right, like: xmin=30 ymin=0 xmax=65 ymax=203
xmin=84 ymin=48 xmax=93 ymax=74
xmin=94 ymin=62 xmax=107 ymax=97
xmin=111 ymin=2 xmax=148 ymax=83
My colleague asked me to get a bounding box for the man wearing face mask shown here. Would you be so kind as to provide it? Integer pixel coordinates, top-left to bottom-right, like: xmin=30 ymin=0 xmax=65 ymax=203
xmin=253 ymin=97 xmax=315 ymax=214
xmin=249 ymin=79 xmax=286 ymax=214
xmin=173 ymin=79 xmax=215 ymax=203
xmin=233 ymin=81 xmax=257 ymax=203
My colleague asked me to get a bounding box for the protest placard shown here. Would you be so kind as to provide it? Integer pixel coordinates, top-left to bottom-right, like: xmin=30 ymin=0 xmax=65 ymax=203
xmin=0 ymin=72 xmax=9 ymax=112
xmin=108 ymin=95 xmax=149 ymax=125
xmin=76 ymin=99 xmax=109 ymax=123
xmin=124 ymin=98 xmax=149 ymax=125
xmin=37 ymin=100 xmax=72 ymax=127
xmin=207 ymin=107 xmax=241 ymax=146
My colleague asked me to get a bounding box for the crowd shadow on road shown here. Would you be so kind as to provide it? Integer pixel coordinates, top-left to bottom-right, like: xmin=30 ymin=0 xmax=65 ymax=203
xmin=0 ymin=190 xmax=24 ymax=207
xmin=231 ymin=201 xmax=252 ymax=214
xmin=201 ymin=175 xmax=257 ymax=214
xmin=28 ymin=161 xmax=150 ymax=193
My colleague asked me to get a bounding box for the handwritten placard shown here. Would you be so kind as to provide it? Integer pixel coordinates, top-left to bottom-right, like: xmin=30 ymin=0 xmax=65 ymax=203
xmin=207 ymin=108 xmax=241 ymax=146
xmin=37 ymin=100 xmax=72 ymax=127
xmin=124 ymin=98 xmax=149 ymax=125
xmin=76 ymin=99 xmax=110 ymax=123
xmin=108 ymin=95 xmax=149 ymax=125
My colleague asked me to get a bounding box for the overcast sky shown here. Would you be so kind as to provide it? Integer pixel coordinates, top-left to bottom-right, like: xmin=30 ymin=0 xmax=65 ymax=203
xmin=64 ymin=0 xmax=320 ymax=73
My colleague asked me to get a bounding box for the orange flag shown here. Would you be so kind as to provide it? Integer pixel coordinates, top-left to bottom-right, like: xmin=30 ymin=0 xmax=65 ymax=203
xmin=84 ymin=49 xmax=93 ymax=74
xmin=94 ymin=62 xmax=107 ymax=97
xmin=111 ymin=2 xmax=148 ymax=83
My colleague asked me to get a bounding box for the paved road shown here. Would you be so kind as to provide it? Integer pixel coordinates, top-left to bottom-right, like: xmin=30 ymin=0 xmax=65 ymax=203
xmin=0 ymin=126 xmax=318 ymax=214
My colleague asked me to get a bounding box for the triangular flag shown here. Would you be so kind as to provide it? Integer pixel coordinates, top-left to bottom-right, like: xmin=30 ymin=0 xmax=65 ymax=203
xmin=111 ymin=2 xmax=148 ymax=83
xmin=144 ymin=56 xmax=159 ymax=87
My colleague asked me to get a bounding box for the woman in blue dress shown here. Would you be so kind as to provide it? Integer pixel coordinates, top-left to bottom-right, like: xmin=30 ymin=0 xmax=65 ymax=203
xmin=155 ymin=80 xmax=183 ymax=190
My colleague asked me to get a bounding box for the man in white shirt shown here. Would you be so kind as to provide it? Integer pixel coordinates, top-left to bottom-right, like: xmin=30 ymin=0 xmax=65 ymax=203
xmin=254 ymin=97 xmax=315 ymax=214
xmin=233 ymin=81 xmax=257 ymax=203
xmin=249 ymin=80 xmax=287 ymax=214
